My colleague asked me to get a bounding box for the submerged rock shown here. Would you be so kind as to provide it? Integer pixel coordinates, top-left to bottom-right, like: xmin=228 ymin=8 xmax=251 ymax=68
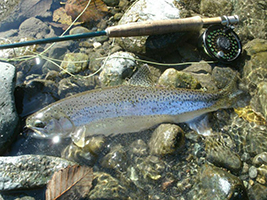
xmin=158 ymin=68 xmax=200 ymax=89
xmin=60 ymin=52 xmax=89 ymax=75
xmin=0 ymin=62 xmax=20 ymax=154
xmin=250 ymin=82 xmax=267 ymax=121
xmin=188 ymin=163 xmax=248 ymax=200
xmin=205 ymin=134 xmax=242 ymax=172
xmin=248 ymin=183 xmax=267 ymax=200
xmin=0 ymin=155 xmax=76 ymax=191
xmin=253 ymin=152 xmax=267 ymax=167
xmin=99 ymin=51 xmax=137 ymax=87
xmin=242 ymin=39 xmax=267 ymax=95
xmin=89 ymin=172 xmax=129 ymax=199
xmin=18 ymin=17 xmax=53 ymax=39
xmin=149 ymin=124 xmax=185 ymax=155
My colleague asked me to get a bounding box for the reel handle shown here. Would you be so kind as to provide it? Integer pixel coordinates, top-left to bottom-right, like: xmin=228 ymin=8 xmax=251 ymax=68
xmin=106 ymin=15 xmax=239 ymax=37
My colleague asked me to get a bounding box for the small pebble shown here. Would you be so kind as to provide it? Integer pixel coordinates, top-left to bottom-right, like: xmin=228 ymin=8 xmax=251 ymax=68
xmin=249 ymin=166 xmax=258 ymax=179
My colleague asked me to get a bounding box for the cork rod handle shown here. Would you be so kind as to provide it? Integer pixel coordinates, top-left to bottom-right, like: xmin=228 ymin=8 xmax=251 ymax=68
xmin=106 ymin=16 xmax=203 ymax=37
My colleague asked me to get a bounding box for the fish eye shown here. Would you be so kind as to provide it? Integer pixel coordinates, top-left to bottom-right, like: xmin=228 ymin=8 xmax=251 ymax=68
xmin=34 ymin=120 xmax=46 ymax=128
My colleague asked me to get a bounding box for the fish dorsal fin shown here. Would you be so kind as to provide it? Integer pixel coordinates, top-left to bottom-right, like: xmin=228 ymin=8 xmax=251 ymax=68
xmin=126 ymin=64 xmax=154 ymax=87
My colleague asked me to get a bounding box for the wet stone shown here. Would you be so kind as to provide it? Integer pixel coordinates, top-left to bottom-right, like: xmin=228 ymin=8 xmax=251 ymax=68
xmin=248 ymin=183 xmax=267 ymax=200
xmin=0 ymin=155 xmax=77 ymax=191
xmin=99 ymin=51 xmax=137 ymax=87
xmin=0 ymin=62 xmax=20 ymax=154
xmin=188 ymin=163 xmax=248 ymax=200
xmin=249 ymin=166 xmax=258 ymax=179
xmin=129 ymin=139 xmax=148 ymax=156
xmin=182 ymin=61 xmax=216 ymax=90
xmin=250 ymin=81 xmax=267 ymax=121
xmin=205 ymin=134 xmax=242 ymax=172
xmin=60 ymin=52 xmax=89 ymax=75
xmin=89 ymin=172 xmax=128 ymax=199
xmin=69 ymin=26 xmax=90 ymax=35
xmin=61 ymin=142 xmax=98 ymax=166
xmin=58 ymin=75 xmax=97 ymax=98
xmin=242 ymin=39 xmax=267 ymax=95
xmin=19 ymin=17 xmax=54 ymax=39
xmin=158 ymin=68 xmax=200 ymax=89
xmin=253 ymin=152 xmax=267 ymax=166
xmin=256 ymin=165 xmax=267 ymax=184
xmin=100 ymin=145 xmax=128 ymax=172
xmin=149 ymin=124 xmax=185 ymax=155
xmin=136 ymin=155 xmax=166 ymax=181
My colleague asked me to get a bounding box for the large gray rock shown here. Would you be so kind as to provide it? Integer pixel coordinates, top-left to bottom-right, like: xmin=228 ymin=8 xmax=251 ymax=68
xmin=0 ymin=62 xmax=20 ymax=154
xmin=0 ymin=155 xmax=77 ymax=191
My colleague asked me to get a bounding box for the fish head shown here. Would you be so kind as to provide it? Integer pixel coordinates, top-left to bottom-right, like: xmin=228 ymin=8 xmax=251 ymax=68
xmin=26 ymin=109 xmax=75 ymax=138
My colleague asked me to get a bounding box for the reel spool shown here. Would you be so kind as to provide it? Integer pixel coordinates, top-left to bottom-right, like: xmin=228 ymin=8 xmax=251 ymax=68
xmin=199 ymin=25 xmax=242 ymax=63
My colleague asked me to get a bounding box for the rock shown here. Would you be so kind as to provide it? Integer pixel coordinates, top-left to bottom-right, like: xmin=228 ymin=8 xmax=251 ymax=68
xmin=205 ymin=134 xmax=242 ymax=172
xmin=129 ymin=139 xmax=148 ymax=156
xmin=136 ymin=156 xmax=165 ymax=180
xmin=158 ymin=68 xmax=200 ymax=89
xmin=0 ymin=62 xmax=19 ymax=154
xmin=61 ymin=142 xmax=98 ymax=166
xmin=19 ymin=76 xmax=59 ymax=117
xmin=42 ymin=41 xmax=72 ymax=73
xmin=69 ymin=26 xmax=90 ymax=35
xmin=250 ymin=82 xmax=267 ymax=121
xmin=256 ymin=165 xmax=267 ymax=184
xmin=117 ymin=0 xmax=180 ymax=54
xmin=99 ymin=51 xmax=137 ymax=87
xmin=149 ymin=124 xmax=185 ymax=155
xmin=88 ymin=50 xmax=104 ymax=72
xmin=59 ymin=52 xmax=89 ymax=75
xmin=253 ymin=152 xmax=267 ymax=166
xmin=101 ymin=145 xmax=128 ymax=172
xmin=242 ymin=39 xmax=267 ymax=95
xmin=233 ymin=0 xmax=266 ymax=42
xmin=188 ymin=164 xmax=249 ymax=200
xmin=58 ymin=75 xmax=97 ymax=98
xmin=18 ymin=17 xmax=53 ymax=39
xmin=89 ymin=172 xmax=128 ymax=199
xmin=0 ymin=155 xmax=76 ymax=191
xmin=182 ymin=61 xmax=216 ymax=90
xmin=212 ymin=67 xmax=236 ymax=89
xmin=103 ymin=0 xmax=120 ymax=6
xmin=200 ymin=0 xmax=233 ymax=17
xmin=248 ymin=183 xmax=267 ymax=200
xmin=0 ymin=0 xmax=53 ymax=31
xmin=249 ymin=166 xmax=258 ymax=179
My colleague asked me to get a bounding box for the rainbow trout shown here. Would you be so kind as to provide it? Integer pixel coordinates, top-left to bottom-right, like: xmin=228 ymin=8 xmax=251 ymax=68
xmin=26 ymin=75 xmax=239 ymax=139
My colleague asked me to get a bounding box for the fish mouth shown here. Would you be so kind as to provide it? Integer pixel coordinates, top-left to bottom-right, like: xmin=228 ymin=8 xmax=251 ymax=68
xmin=25 ymin=125 xmax=48 ymax=138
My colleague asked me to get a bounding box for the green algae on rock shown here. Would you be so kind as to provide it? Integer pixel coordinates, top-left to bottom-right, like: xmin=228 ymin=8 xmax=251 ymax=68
xmin=60 ymin=52 xmax=89 ymax=75
xmin=158 ymin=68 xmax=201 ymax=89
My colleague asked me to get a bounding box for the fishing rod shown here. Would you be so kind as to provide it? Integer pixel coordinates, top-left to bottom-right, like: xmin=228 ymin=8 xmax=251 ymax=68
xmin=0 ymin=15 xmax=242 ymax=63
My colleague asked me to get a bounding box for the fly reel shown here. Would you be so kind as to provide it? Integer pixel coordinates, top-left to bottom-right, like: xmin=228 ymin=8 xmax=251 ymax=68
xmin=199 ymin=25 xmax=242 ymax=63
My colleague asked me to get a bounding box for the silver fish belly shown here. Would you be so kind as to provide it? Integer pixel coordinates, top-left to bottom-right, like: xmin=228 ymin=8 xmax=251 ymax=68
xmin=26 ymin=84 xmax=235 ymax=138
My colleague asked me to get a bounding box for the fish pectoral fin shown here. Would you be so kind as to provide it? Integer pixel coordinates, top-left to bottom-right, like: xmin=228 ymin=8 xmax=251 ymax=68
xmin=186 ymin=114 xmax=212 ymax=136
xmin=71 ymin=126 xmax=87 ymax=148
